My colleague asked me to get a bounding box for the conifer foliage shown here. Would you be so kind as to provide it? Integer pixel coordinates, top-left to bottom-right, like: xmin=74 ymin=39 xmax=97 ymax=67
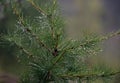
xmin=1 ymin=0 xmax=120 ymax=83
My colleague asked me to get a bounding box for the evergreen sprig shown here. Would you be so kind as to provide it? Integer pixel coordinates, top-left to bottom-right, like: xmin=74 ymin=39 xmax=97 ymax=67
xmin=1 ymin=0 xmax=120 ymax=83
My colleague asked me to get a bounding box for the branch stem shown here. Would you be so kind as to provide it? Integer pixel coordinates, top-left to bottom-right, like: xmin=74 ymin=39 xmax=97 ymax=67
xmin=60 ymin=71 xmax=120 ymax=79
xmin=12 ymin=4 xmax=52 ymax=53
xmin=27 ymin=0 xmax=47 ymax=15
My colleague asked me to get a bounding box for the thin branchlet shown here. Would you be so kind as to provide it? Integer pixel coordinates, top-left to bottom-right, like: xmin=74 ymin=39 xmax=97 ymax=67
xmin=100 ymin=30 xmax=120 ymax=41
xmin=27 ymin=0 xmax=57 ymax=39
xmin=27 ymin=0 xmax=59 ymax=56
xmin=12 ymin=2 xmax=52 ymax=53
xmin=60 ymin=71 xmax=120 ymax=79
xmin=2 ymin=37 xmax=34 ymax=58
xmin=66 ymin=30 xmax=120 ymax=51
xmin=27 ymin=0 xmax=47 ymax=16
xmin=16 ymin=43 xmax=34 ymax=58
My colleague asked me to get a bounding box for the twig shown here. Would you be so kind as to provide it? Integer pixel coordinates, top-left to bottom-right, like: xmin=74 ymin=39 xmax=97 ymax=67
xmin=100 ymin=30 xmax=120 ymax=41
xmin=66 ymin=30 xmax=120 ymax=51
xmin=1 ymin=35 xmax=33 ymax=58
xmin=27 ymin=0 xmax=47 ymax=15
xmin=60 ymin=71 xmax=120 ymax=79
xmin=1 ymin=37 xmax=34 ymax=58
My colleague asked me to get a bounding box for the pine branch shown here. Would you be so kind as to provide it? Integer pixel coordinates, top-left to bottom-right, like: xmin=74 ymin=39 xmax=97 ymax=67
xmin=51 ymin=39 xmax=74 ymax=69
xmin=0 ymin=36 xmax=34 ymax=58
xmin=12 ymin=3 xmax=52 ymax=53
xmin=100 ymin=30 xmax=120 ymax=41
xmin=67 ymin=30 xmax=120 ymax=51
xmin=9 ymin=0 xmax=120 ymax=82
xmin=60 ymin=71 xmax=120 ymax=79
xmin=47 ymin=45 xmax=74 ymax=77
xmin=27 ymin=0 xmax=56 ymax=39
xmin=52 ymin=49 xmax=67 ymax=67
xmin=49 ymin=0 xmax=57 ymax=38
xmin=48 ymin=13 xmax=55 ymax=39
xmin=27 ymin=0 xmax=47 ymax=16
xmin=27 ymin=0 xmax=61 ymax=57
xmin=15 ymin=42 xmax=34 ymax=58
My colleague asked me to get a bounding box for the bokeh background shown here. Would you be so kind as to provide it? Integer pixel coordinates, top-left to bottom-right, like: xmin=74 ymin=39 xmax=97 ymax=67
xmin=0 ymin=0 xmax=120 ymax=82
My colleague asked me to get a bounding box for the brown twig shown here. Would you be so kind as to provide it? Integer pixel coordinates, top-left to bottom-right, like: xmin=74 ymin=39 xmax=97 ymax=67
xmin=66 ymin=30 xmax=120 ymax=51
xmin=60 ymin=71 xmax=120 ymax=79
xmin=100 ymin=30 xmax=120 ymax=41
xmin=13 ymin=40 xmax=34 ymax=58
xmin=27 ymin=0 xmax=47 ymax=15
